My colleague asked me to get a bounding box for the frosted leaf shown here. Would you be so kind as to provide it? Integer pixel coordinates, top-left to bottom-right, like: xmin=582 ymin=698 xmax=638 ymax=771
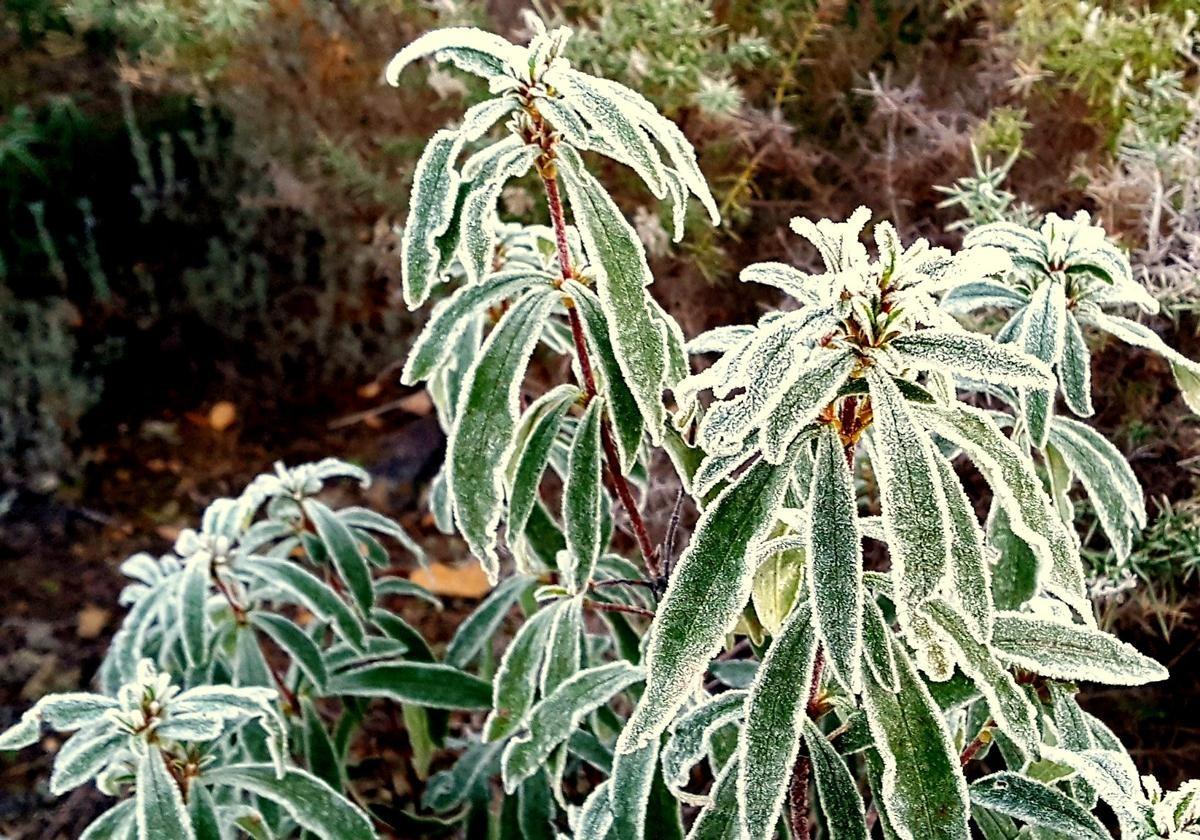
xmin=661 ymin=690 xmax=746 ymax=796
xmin=609 ymin=737 xmax=660 ymax=839
xmin=970 ymin=772 xmax=1108 ymax=840
xmin=619 ymin=451 xmax=798 ymax=754
xmin=913 ymin=401 xmax=1090 ymax=617
xmin=790 ymin=207 xmax=872 ymax=272
xmin=990 ymin=612 xmax=1167 ymax=686
xmin=458 ymin=144 xmax=539 ymax=284
xmin=737 ymin=601 xmax=818 ymax=840
xmin=739 ymin=262 xmax=820 ymax=302
xmin=1058 ymin=311 xmax=1095 ymax=417
xmin=204 ymin=764 xmax=376 ymax=840
xmin=691 ymin=433 xmax=757 ymax=501
xmin=761 ymin=348 xmax=857 ymax=463
xmin=687 ymin=756 xmax=740 ymax=838
xmin=804 ymin=426 xmax=864 ymax=692
xmin=866 ymin=369 xmax=951 ymax=641
xmin=862 ymin=598 xmax=899 ymax=692
xmin=861 ymin=635 xmax=970 ymax=840
xmin=385 ymin=27 xmax=525 ymax=85
xmin=243 ymin=556 xmax=364 ymax=650
xmin=1039 ymin=747 xmax=1155 ymax=836
xmin=555 ymin=69 xmax=720 ymax=225
xmin=446 ymin=288 xmax=558 ymax=582
xmin=887 ymin=329 xmax=1052 ymax=388
xmin=136 ymin=749 xmax=194 ymax=840
xmin=925 ymin=599 xmax=1039 ymax=753
xmin=685 ymin=325 xmax=756 ymax=355
xmin=802 ymin=717 xmax=869 ymax=839
xmin=561 ymin=398 xmax=605 ymax=593
xmin=400 ymin=130 xmax=465 ymax=309
xmin=1080 ymin=310 xmax=1200 ymax=415
xmin=502 ymin=660 xmax=645 ymax=791
xmin=556 ymin=145 xmax=670 ymax=440
xmin=504 ymin=385 xmax=578 ymax=545
xmin=940 ymin=280 xmax=1029 ymax=315
xmin=697 ymin=317 xmax=821 ymax=455
xmin=931 ymin=454 xmax=994 ymax=640
xmin=556 ymin=70 xmax=668 ymax=199
xmin=48 ymin=722 xmax=124 ymax=796
xmin=564 ymin=279 xmax=645 ymax=469
xmin=1047 ymin=416 xmax=1145 ymax=560
xmin=1017 ymin=278 xmax=1066 ymax=446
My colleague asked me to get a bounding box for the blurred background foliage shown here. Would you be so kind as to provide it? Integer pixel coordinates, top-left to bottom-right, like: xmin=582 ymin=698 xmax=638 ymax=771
xmin=1 ymin=0 xmax=1198 ymax=704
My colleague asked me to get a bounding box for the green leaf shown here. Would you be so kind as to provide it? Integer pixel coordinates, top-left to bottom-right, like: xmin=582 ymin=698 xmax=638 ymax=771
xmin=558 ymin=70 xmax=667 ymax=198
xmin=565 ymin=280 xmax=644 ymax=469
xmin=750 ymin=538 xmax=805 ymax=638
xmin=987 ymin=505 xmax=1039 ymax=611
xmin=1018 ymin=280 xmax=1066 ymax=447
xmin=940 ymin=281 xmax=1029 ymax=314
xmin=889 ymin=330 xmax=1052 ymax=388
xmin=303 ymin=499 xmax=374 ymax=615
xmin=302 ymin=696 xmax=344 ymax=792
xmin=243 ymin=556 xmax=365 ymax=650
xmin=206 ymin=764 xmax=376 ymax=840
xmin=401 ymin=130 xmax=465 ymax=309
xmin=540 ymin=595 xmax=584 ymax=696
xmin=610 ymin=738 xmax=661 ymax=840
xmin=970 ymin=772 xmax=1107 ymax=840
xmin=137 ymin=749 xmax=195 ymax=840
xmin=661 ymin=690 xmax=746 ymax=794
xmin=49 ymin=724 xmax=124 ymax=795
xmin=931 ymin=454 xmax=993 ymax=640
xmin=867 ymin=369 xmax=950 ymax=643
xmin=1058 ymin=312 xmax=1094 ymax=416
xmin=1083 ymin=311 xmax=1200 ymax=414
xmin=339 ymin=506 xmax=426 ymax=567
xmin=805 ymin=425 xmax=864 ymax=692
xmin=446 ymin=574 xmax=530 ymax=669
xmin=179 ymin=552 xmax=210 ymax=668
xmin=557 ymin=145 xmax=668 ymax=440
xmin=447 ymin=287 xmax=559 ymax=582
xmin=502 ymin=661 xmax=645 ymax=791
xmin=506 ymin=384 xmax=579 ymax=542
xmin=1047 ymin=416 xmax=1145 ymax=560
xmin=990 ymin=612 xmax=1167 ymax=685
xmin=485 ymin=605 xmax=557 ymax=741
xmin=385 ymin=28 xmax=523 ymax=84
xmin=862 ymin=598 xmax=899 ymax=692
xmin=327 ymin=662 xmax=493 ymax=709
xmin=186 ymin=784 xmax=221 ymax=840
xmin=761 ymin=348 xmax=856 ymax=463
xmin=460 ymin=144 xmax=540 ymax=282
xmin=803 ymin=718 xmax=869 ymax=840
xmin=925 ymin=599 xmax=1039 ymax=752
xmin=562 ymin=398 xmax=605 ymax=592
xmin=687 ymin=757 xmax=741 ymax=840
xmin=737 ymin=601 xmax=819 ymax=840
xmin=79 ymin=799 xmax=135 ymax=840
xmin=619 ymin=449 xmax=799 ymax=753
xmin=402 ymin=270 xmax=555 ymax=385
xmin=250 ymin=612 xmax=328 ymax=691
xmin=914 ymin=401 xmax=1087 ymax=614
xmin=861 ymin=638 xmax=970 ymax=840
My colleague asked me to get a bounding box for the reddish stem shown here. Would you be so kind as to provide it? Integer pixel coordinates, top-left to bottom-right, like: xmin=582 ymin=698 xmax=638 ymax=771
xmin=539 ymin=163 xmax=660 ymax=578
xmin=789 ymin=647 xmax=827 ymax=839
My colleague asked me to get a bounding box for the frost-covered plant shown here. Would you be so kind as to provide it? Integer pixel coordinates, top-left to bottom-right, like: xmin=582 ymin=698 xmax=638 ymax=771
xmin=0 ymin=457 xmax=469 ymax=839
xmin=382 ymin=18 xmax=1194 ymax=840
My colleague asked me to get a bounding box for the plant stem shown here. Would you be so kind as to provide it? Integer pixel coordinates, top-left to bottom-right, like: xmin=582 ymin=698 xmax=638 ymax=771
xmin=788 ymin=647 xmax=826 ymax=839
xmin=582 ymin=597 xmax=656 ymax=620
xmin=537 ymin=160 xmax=660 ymax=578
xmin=960 ymin=721 xmax=994 ymax=766
xmin=211 ymin=567 xmax=299 ymax=712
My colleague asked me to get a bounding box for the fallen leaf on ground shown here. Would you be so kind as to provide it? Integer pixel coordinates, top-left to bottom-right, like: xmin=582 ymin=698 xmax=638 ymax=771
xmin=76 ymin=605 xmax=111 ymax=639
xmin=209 ymin=401 xmax=238 ymax=431
xmin=410 ymin=561 xmax=491 ymax=599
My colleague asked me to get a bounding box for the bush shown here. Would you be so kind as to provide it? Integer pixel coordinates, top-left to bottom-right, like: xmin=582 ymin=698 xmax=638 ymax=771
xmin=6 ymin=15 xmax=1200 ymax=840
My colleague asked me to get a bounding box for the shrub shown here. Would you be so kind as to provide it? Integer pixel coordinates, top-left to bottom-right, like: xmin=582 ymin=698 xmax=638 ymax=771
xmin=6 ymin=16 xmax=1200 ymax=840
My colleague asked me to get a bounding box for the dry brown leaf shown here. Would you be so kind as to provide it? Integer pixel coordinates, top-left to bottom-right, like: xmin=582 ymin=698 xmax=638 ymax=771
xmin=209 ymin=401 xmax=238 ymax=432
xmin=76 ymin=605 xmax=111 ymax=640
xmin=410 ymin=561 xmax=492 ymax=599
